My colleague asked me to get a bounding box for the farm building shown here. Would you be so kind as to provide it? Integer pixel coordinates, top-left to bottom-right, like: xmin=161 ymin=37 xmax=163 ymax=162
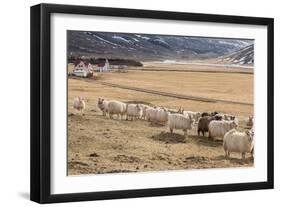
xmin=98 ymin=59 xmax=110 ymax=72
xmin=74 ymin=60 xmax=93 ymax=72
xmin=72 ymin=60 xmax=93 ymax=78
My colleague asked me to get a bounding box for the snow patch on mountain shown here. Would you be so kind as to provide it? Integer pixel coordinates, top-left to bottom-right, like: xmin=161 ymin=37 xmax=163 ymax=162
xmin=112 ymin=35 xmax=132 ymax=43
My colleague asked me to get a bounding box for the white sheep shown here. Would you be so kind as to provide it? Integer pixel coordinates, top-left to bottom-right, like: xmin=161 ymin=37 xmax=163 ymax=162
xmin=138 ymin=104 xmax=150 ymax=120
xmin=108 ymin=100 xmax=127 ymax=120
xmin=223 ymin=129 xmax=254 ymax=160
xmin=127 ymin=104 xmax=143 ymax=120
xmin=146 ymin=107 xmax=159 ymax=124
xmin=183 ymin=110 xmax=201 ymax=123
xmin=208 ymin=120 xmax=238 ymax=140
xmin=168 ymin=113 xmax=193 ymax=137
xmin=73 ymin=97 xmax=85 ymax=114
xmin=97 ymin=97 xmax=109 ymax=116
xmin=156 ymin=108 xmax=169 ymax=124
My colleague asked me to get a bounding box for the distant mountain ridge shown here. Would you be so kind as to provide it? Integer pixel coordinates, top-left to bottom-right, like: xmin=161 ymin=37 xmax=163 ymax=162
xmin=68 ymin=31 xmax=253 ymax=62
xmin=216 ymin=44 xmax=254 ymax=65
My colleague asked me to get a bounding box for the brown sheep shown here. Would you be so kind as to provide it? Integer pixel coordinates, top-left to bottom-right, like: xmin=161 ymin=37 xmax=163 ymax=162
xmin=201 ymin=112 xmax=210 ymax=117
xmin=201 ymin=111 xmax=218 ymax=117
xmin=197 ymin=116 xmax=215 ymax=136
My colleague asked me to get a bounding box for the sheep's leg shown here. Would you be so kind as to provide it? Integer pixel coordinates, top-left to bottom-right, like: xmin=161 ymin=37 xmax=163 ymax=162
xmin=208 ymin=131 xmax=212 ymax=140
xmin=242 ymin=153 xmax=246 ymax=160
xmin=197 ymin=129 xmax=200 ymax=136
xmin=183 ymin=129 xmax=187 ymax=137
xmin=78 ymin=109 xmax=83 ymax=116
xmin=225 ymin=150 xmax=230 ymax=158
xmin=170 ymin=128 xmax=173 ymax=134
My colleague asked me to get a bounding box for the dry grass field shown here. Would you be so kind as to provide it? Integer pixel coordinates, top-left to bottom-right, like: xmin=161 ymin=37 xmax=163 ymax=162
xmin=67 ymin=63 xmax=254 ymax=175
xmin=141 ymin=61 xmax=254 ymax=73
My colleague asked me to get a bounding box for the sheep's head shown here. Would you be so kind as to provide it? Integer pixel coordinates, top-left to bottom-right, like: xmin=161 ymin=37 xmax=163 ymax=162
xmin=77 ymin=96 xmax=84 ymax=101
xmin=211 ymin=111 xmax=218 ymax=116
xmin=98 ymin=97 xmax=104 ymax=104
xmin=230 ymin=115 xmax=236 ymax=120
xmin=246 ymin=130 xmax=254 ymax=143
xmin=177 ymin=107 xmax=184 ymax=114
xmin=231 ymin=120 xmax=238 ymax=128
xmin=136 ymin=104 xmax=142 ymax=112
xmin=163 ymin=107 xmax=168 ymax=112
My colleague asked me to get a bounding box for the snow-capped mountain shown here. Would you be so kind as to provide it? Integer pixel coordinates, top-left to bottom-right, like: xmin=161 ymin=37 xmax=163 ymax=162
xmin=216 ymin=44 xmax=254 ymax=65
xmin=67 ymin=31 xmax=253 ymax=61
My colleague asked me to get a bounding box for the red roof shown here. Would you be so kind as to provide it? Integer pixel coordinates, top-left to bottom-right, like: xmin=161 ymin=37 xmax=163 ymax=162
xmin=74 ymin=60 xmax=90 ymax=67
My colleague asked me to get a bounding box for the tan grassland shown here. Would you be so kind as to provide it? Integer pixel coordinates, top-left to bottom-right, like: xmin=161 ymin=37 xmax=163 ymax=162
xmin=67 ymin=63 xmax=254 ymax=175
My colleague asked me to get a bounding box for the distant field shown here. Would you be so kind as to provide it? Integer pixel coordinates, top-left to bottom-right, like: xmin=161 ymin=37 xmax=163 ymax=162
xmin=99 ymin=69 xmax=253 ymax=112
xmin=67 ymin=63 xmax=254 ymax=175
xmin=141 ymin=62 xmax=254 ymax=73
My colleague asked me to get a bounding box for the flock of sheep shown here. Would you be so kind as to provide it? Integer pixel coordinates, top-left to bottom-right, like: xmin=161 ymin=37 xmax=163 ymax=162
xmin=73 ymin=97 xmax=255 ymax=160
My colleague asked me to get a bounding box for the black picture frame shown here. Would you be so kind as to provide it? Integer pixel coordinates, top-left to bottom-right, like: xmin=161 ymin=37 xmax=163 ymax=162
xmin=30 ymin=3 xmax=274 ymax=204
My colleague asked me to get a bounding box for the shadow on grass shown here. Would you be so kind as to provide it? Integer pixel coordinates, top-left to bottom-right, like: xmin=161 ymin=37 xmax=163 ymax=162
xmin=191 ymin=135 xmax=222 ymax=148
xmin=150 ymin=132 xmax=187 ymax=144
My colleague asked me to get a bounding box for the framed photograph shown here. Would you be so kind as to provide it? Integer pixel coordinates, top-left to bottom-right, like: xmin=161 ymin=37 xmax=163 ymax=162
xmin=30 ymin=3 xmax=274 ymax=203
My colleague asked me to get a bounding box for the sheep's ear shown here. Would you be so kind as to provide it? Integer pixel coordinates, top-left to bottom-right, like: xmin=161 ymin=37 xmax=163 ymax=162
xmin=245 ymin=130 xmax=250 ymax=136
